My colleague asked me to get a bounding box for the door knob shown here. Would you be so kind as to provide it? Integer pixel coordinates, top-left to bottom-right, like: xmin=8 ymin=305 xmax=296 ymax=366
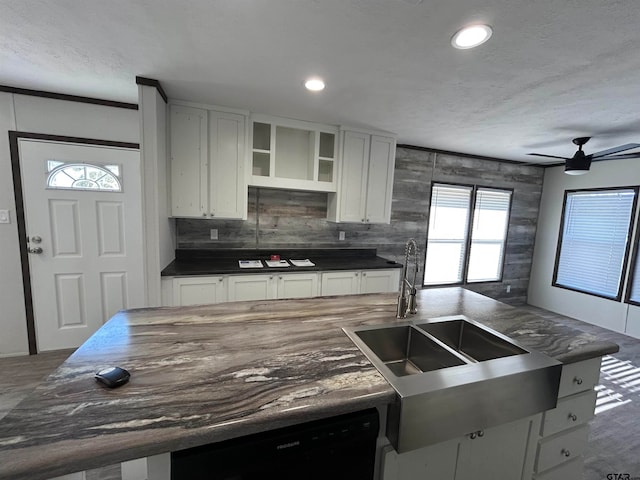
xmin=30 ymin=236 xmax=42 ymax=244
xmin=28 ymin=246 xmax=43 ymax=254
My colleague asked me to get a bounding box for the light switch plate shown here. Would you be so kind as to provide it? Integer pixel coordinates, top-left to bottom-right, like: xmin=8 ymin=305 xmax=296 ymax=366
xmin=210 ymin=229 xmax=218 ymax=240
xmin=0 ymin=210 xmax=10 ymax=224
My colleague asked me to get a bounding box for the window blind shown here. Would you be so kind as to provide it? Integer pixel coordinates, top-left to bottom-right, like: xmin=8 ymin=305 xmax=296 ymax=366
xmin=424 ymin=184 xmax=472 ymax=285
xmin=555 ymin=189 xmax=637 ymax=299
xmin=467 ymin=188 xmax=512 ymax=282
xmin=629 ymin=244 xmax=640 ymax=303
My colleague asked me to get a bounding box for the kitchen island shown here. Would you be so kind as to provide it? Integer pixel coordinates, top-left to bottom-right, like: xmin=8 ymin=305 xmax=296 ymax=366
xmin=0 ymin=288 xmax=619 ymax=480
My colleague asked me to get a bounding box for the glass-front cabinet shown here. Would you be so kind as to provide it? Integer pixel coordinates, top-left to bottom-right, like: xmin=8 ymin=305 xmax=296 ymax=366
xmin=250 ymin=114 xmax=338 ymax=192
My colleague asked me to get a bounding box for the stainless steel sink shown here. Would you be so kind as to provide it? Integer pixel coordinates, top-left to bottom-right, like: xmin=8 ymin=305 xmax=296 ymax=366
xmin=354 ymin=325 xmax=466 ymax=376
xmin=415 ymin=318 xmax=527 ymax=362
xmin=343 ymin=315 xmax=561 ymax=452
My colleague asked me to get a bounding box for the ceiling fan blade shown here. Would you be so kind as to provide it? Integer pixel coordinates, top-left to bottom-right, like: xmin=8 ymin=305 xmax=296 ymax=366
xmin=527 ymin=153 xmax=570 ymax=160
xmin=591 ymin=152 xmax=640 ymax=162
xmin=589 ymin=143 xmax=640 ymax=159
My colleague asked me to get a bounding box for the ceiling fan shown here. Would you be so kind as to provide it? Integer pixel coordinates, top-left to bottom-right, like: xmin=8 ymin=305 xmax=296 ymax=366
xmin=527 ymin=137 xmax=640 ymax=175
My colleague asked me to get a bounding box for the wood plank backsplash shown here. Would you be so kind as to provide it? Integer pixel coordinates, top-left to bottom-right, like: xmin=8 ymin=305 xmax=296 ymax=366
xmin=176 ymin=147 xmax=544 ymax=304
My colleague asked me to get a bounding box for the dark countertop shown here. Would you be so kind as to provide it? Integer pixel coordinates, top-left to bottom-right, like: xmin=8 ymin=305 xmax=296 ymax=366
xmin=161 ymin=248 xmax=402 ymax=276
xmin=0 ymin=288 xmax=619 ymax=480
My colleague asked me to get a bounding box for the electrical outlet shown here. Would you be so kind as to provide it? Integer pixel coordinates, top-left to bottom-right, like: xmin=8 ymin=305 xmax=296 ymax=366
xmin=506 ymin=285 xmax=511 ymax=293
xmin=339 ymin=231 xmax=345 ymax=241
xmin=0 ymin=210 xmax=9 ymax=224
xmin=210 ymin=229 xmax=218 ymax=240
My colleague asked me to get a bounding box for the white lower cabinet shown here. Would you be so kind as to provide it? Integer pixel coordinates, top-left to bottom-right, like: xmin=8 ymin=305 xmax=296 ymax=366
xmin=320 ymin=269 xmax=400 ymax=296
xmin=277 ymin=273 xmax=319 ymax=299
xmin=164 ymin=269 xmax=400 ymax=306
xmin=321 ymin=271 xmax=362 ymax=295
xmin=382 ymin=415 xmax=541 ymax=480
xmin=360 ymin=269 xmax=400 ymax=294
xmin=227 ymin=274 xmax=277 ymax=302
xmin=227 ymin=273 xmax=319 ymax=302
xmin=532 ymin=357 xmax=602 ymax=479
xmin=172 ymin=276 xmax=227 ymax=306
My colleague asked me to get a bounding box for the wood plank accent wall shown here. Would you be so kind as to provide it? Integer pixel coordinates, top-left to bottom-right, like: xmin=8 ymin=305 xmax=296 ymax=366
xmin=176 ymin=147 xmax=544 ymax=305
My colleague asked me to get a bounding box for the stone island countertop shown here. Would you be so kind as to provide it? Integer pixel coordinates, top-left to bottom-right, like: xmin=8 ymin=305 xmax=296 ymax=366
xmin=0 ymin=288 xmax=619 ymax=480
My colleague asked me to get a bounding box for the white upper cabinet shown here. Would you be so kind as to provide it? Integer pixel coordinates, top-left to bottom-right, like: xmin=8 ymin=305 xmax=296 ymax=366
xmin=249 ymin=114 xmax=338 ymax=192
xmin=209 ymin=110 xmax=247 ymax=219
xmin=170 ymin=105 xmax=208 ymax=217
xmin=169 ymin=103 xmax=248 ymax=219
xmin=328 ymin=129 xmax=396 ymax=224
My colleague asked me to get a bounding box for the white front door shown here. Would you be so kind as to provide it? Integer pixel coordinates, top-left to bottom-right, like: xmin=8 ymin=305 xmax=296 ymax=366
xmin=19 ymin=139 xmax=144 ymax=351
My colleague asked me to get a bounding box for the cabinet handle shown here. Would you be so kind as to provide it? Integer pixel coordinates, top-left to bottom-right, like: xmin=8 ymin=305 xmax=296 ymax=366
xmin=355 ymin=273 xmax=359 ymax=277
xmin=362 ymin=272 xmax=367 ymax=276
xmin=218 ymin=278 xmax=223 ymax=282
xmin=366 ymin=218 xmax=370 ymax=222
xmin=561 ymin=448 xmax=571 ymax=458
xmin=573 ymin=376 xmax=583 ymax=385
xmin=202 ymin=212 xmax=207 ymax=217
xmin=361 ymin=218 xmax=365 ymax=222
xmin=279 ymin=276 xmax=283 ymax=280
xmin=477 ymin=430 xmax=484 ymax=437
xmin=469 ymin=432 xmax=477 ymax=439
xmin=269 ymin=276 xmax=274 ymax=280
xmin=568 ymin=413 xmax=577 ymax=422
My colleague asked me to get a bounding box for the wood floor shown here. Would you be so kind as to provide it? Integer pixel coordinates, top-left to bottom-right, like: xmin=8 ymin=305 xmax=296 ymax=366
xmin=2 ymin=307 xmax=640 ymax=480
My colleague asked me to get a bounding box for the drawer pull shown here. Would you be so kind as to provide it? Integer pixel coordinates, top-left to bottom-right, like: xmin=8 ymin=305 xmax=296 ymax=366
xmin=561 ymin=448 xmax=571 ymax=457
xmin=574 ymin=376 xmax=583 ymax=385
xmin=568 ymin=413 xmax=577 ymax=422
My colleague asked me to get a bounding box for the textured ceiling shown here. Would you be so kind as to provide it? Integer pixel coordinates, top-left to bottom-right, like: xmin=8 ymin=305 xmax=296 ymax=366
xmin=2 ymin=0 xmax=640 ymax=162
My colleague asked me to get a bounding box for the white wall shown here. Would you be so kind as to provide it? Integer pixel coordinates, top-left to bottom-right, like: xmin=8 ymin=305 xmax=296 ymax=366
xmin=0 ymin=93 xmax=140 ymax=356
xmin=528 ymin=158 xmax=640 ymax=338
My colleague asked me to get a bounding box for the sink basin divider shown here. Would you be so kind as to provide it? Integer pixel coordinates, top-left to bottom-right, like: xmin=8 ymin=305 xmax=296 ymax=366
xmin=411 ymin=327 xmax=478 ymax=366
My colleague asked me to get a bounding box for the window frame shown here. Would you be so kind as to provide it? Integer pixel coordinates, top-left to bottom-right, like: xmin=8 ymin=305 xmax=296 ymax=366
xmin=624 ymin=214 xmax=640 ymax=306
xmin=423 ymin=181 xmax=514 ymax=287
xmin=552 ymin=186 xmax=639 ymax=302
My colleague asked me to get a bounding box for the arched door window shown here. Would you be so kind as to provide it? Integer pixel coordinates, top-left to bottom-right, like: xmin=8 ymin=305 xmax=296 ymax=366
xmin=46 ymin=161 xmax=122 ymax=192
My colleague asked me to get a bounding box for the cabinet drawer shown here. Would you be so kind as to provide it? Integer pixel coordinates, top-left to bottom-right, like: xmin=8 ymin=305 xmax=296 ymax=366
xmin=534 ymin=456 xmax=583 ymax=480
xmin=541 ymin=389 xmax=596 ymax=437
xmin=558 ymin=357 xmax=601 ymax=398
xmin=536 ymin=425 xmax=589 ymax=473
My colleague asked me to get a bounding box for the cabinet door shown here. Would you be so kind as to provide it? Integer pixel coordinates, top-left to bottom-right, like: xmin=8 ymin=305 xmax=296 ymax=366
xmin=320 ymin=271 xmax=361 ymax=296
xmin=381 ymin=439 xmax=460 ymax=480
xmin=457 ymin=415 xmax=540 ymax=480
xmin=277 ymin=273 xmax=319 ymax=299
xmin=173 ymin=277 xmax=227 ymax=306
xmin=227 ymin=275 xmax=276 ymax=302
xmin=365 ymin=135 xmax=395 ymax=224
xmin=339 ymin=131 xmax=369 ymax=222
xmin=360 ymin=269 xmax=400 ymax=294
xmin=209 ymin=111 xmax=247 ymax=219
xmin=170 ymin=105 xmax=208 ymax=217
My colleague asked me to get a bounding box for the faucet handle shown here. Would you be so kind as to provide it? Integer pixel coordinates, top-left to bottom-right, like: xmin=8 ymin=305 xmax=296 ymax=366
xmin=408 ymin=288 xmax=418 ymax=314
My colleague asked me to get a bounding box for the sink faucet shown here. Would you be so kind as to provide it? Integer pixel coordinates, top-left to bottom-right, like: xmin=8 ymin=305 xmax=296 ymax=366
xmin=397 ymin=238 xmax=420 ymax=318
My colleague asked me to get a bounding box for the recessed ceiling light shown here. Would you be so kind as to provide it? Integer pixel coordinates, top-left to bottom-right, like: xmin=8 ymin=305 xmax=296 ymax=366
xmin=304 ymin=78 xmax=325 ymax=92
xmin=451 ymin=24 xmax=493 ymax=49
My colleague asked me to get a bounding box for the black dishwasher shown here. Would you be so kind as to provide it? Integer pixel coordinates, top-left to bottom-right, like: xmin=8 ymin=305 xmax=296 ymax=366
xmin=171 ymin=408 xmax=380 ymax=480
